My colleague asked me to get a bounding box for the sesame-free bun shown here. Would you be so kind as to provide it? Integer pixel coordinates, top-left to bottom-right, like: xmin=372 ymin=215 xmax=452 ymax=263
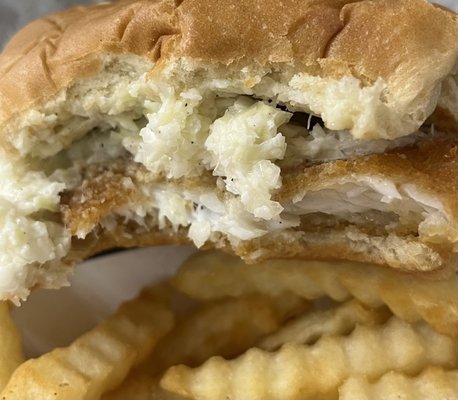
xmin=0 ymin=0 xmax=457 ymax=302
xmin=0 ymin=0 xmax=457 ymax=145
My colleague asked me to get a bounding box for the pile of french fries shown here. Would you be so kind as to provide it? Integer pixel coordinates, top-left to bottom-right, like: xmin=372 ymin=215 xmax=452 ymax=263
xmin=1 ymin=250 xmax=457 ymax=399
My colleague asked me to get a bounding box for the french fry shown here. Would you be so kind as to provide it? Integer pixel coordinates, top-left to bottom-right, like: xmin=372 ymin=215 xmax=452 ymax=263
xmin=149 ymin=293 xmax=307 ymax=374
xmin=173 ymin=251 xmax=458 ymax=336
xmin=103 ymin=293 xmax=308 ymax=400
xmin=172 ymin=251 xmax=339 ymax=300
xmin=0 ymin=302 xmax=24 ymax=391
xmin=259 ymin=300 xmax=391 ymax=351
xmin=161 ymin=317 xmax=457 ymax=400
xmin=0 ymin=285 xmax=174 ymax=400
xmin=149 ymin=380 xmax=188 ymax=400
xmin=339 ymin=367 xmax=458 ymax=400
xmin=104 ymin=377 xmax=184 ymax=400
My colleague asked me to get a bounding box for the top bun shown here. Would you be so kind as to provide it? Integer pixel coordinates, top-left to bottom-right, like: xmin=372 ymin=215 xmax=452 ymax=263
xmin=0 ymin=0 xmax=457 ymax=153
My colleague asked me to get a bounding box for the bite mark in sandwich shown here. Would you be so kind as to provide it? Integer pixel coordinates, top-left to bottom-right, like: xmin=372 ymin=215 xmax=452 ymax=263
xmin=0 ymin=0 xmax=457 ymax=302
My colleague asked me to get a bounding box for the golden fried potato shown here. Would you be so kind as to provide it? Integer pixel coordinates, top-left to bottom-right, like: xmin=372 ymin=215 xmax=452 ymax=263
xmin=0 ymin=285 xmax=174 ymax=400
xmin=149 ymin=380 xmax=187 ymax=400
xmin=149 ymin=293 xmax=307 ymax=374
xmin=173 ymin=251 xmax=338 ymax=300
xmin=0 ymin=302 xmax=24 ymax=391
xmin=173 ymin=251 xmax=458 ymax=335
xmin=161 ymin=317 xmax=457 ymax=400
xmin=339 ymin=367 xmax=458 ymax=400
xmin=259 ymin=300 xmax=391 ymax=351
xmin=103 ymin=293 xmax=308 ymax=400
xmin=105 ymin=376 xmax=184 ymax=400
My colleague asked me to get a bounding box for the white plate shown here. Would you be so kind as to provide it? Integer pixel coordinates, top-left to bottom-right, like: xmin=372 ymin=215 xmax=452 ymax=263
xmin=12 ymin=246 xmax=196 ymax=358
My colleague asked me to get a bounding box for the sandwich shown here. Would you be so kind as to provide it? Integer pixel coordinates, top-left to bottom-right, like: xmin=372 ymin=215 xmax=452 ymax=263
xmin=0 ymin=0 xmax=457 ymax=302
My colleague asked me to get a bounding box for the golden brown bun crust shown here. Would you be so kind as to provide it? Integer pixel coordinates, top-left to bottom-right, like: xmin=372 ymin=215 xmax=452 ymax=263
xmin=176 ymin=0 xmax=456 ymax=74
xmin=0 ymin=0 xmax=178 ymax=127
xmin=0 ymin=0 xmax=457 ymax=131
